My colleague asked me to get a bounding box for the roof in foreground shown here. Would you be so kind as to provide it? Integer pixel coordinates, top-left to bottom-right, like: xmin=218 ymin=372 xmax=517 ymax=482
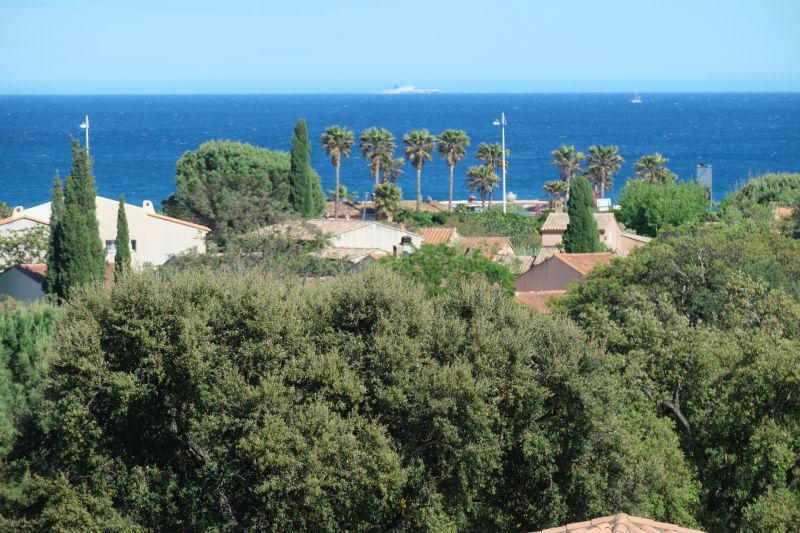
xmin=514 ymin=290 xmax=566 ymax=314
xmin=552 ymin=252 xmax=614 ymax=275
xmin=529 ymin=513 xmax=705 ymax=533
xmin=5 ymin=263 xmax=48 ymax=283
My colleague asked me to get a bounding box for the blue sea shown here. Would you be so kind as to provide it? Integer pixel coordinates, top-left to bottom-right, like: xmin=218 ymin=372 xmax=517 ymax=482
xmin=1 ymin=94 xmax=799 ymax=208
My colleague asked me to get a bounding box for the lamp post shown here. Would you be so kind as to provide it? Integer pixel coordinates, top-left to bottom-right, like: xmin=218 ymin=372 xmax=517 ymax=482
xmin=492 ymin=112 xmax=507 ymax=214
xmin=79 ymin=115 xmax=90 ymax=155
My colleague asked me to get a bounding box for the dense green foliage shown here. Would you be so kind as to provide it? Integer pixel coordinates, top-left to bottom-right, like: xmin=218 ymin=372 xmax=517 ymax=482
xmin=585 ymin=145 xmax=623 ymax=198
xmin=0 ymin=202 xmax=11 ymax=219
xmin=0 ymin=268 xmax=699 ymax=531
xmin=616 ymin=179 xmax=709 ymax=237
xmin=550 ymin=145 xmax=584 ymax=193
xmin=113 ymin=196 xmax=131 ymax=280
xmin=0 ymin=306 xmax=55 ymax=458
xmin=403 ymin=129 xmax=436 ymax=210
xmin=373 ymin=183 xmax=402 ymax=218
xmin=359 ymin=128 xmax=396 ymax=185
xmin=437 ymin=129 xmax=470 ymax=211
xmin=721 ymin=172 xmax=800 ymax=213
xmin=0 ymin=226 xmax=48 ymax=266
xmin=634 ymin=153 xmax=677 ymax=183
xmin=49 ymin=140 xmax=105 ymax=299
xmin=555 ymin=219 xmax=800 ymax=531
xmin=384 ymin=244 xmax=515 ymax=296
xmin=162 ymin=140 xmax=292 ymax=245
xmin=321 ymin=126 xmax=355 ymax=219
xmin=164 ymin=232 xmax=348 ymax=278
xmin=563 ymin=176 xmax=601 ymax=252
xmin=43 ymin=174 xmax=64 ymax=296
xmin=289 ymin=119 xmax=325 ymax=218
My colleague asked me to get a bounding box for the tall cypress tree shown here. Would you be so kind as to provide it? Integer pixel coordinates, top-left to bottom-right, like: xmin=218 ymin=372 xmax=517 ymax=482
xmin=289 ymin=119 xmax=323 ymax=217
xmin=43 ymin=173 xmax=64 ymax=296
xmin=563 ymin=176 xmax=602 ymax=253
xmin=114 ymin=195 xmax=131 ymax=281
xmin=57 ymin=139 xmax=105 ymax=298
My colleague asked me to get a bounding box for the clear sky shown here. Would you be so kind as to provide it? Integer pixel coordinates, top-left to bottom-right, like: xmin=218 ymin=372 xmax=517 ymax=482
xmin=1 ymin=0 xmax=799 ymax=94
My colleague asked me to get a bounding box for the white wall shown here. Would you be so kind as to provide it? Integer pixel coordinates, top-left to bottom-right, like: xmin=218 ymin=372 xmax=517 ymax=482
xmin=0 ymin=268 xmax=45 ymax=302
xmin=9 ymin=197 xmax=208 ymax=268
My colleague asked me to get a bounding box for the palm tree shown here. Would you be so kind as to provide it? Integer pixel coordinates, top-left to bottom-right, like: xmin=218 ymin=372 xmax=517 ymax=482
xmin=466 ymin=165 xmax=498 ymax=210
xmin=403 ymin=129 xmax=437 ymax=210
xmin=543 ymin=180 xmax=567 ymax=204
xmin=634 ymin=153 xmax=677 ymax=183
xmin=437 ymin=129 xmax=470 ymax=211
xmin=373 ymin=183 xmax=402 ymax=220
xmin=359 ymin=128 xmax=396 ymax=186
xmin=550 ymin=144 xmax=585 ymax=198
xmin=321 ymin=126 xmax=355 ymax=218
xmin=476 ymin=142 xmax=509 ymax=174
xmin=382 ymin=156 xmax=405 ymax=184
xmin=586 ymin=145 xmax=624 ymax=198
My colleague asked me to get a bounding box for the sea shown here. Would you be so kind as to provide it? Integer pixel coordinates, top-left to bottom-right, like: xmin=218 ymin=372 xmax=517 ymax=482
xmin=1 ymin=93 xmax=799 ymax=208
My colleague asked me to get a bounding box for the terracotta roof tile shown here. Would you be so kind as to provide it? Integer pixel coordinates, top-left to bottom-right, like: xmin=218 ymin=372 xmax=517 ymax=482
xmin=534 ymin=246 xmax=559 ymax=265
xmin=529 ymin=514 xmax=705 ymax=533
xmin=458 ymin=236 xmax=515 ymax=256
xmin=775 ymin=206 xmax=794 ymax=219
xmin=0 ymin=214 xmax=50 ymax=227
xmin=418 ymin=227 xmax=459 ymax=245
xmin=15 ymin=263 xmax=47 ymax=283
xmin=541 ymin=212 xmax=619 ymax=233
xmin=514 ymin=290 xmax=567 ymax=313
xmin=553 ymin=252 xmax=614 ymax=275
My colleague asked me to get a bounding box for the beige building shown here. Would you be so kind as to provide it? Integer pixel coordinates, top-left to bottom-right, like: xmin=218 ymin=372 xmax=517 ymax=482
xmin=539 ymin=212 xmax=650 ymax=256
xmin=515 ymin=252 xmax=614 ymax=292
xmin=529 ymin=512 xmax=705 ymax=533
xmin=0 ymin=196 xmax=210 ymax=268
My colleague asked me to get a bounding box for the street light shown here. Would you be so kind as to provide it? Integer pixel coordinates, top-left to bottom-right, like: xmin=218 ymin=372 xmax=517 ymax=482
xmin=79 ymin=115 xmax=90 ymax=155
xmin=492 ymin=112 xmax=507 ymax=213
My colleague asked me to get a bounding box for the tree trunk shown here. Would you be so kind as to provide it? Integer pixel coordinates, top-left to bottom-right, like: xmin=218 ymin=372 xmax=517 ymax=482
xmin=448 ymin=163 xmax=454 ymax=211
xmin=416 ymin=165 xmax=422 ymax=211
xmin=374 ymin=159 xmax=381 ymax=187
xmin=334 ymin=160 xmax=340 ymax=219
xmin=481 ymin=189 xmax=486 ymax=209
xmin=600 ymin=173 xmax=606 ymax=199
xmin=488 ymin=189 xmax=493 ymax=208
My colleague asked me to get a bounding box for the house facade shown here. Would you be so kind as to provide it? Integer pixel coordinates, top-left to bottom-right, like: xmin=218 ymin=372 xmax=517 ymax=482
xmin=0 ymin=196 xmax=210 ymax=268
xmin=515 ymin=252 xmax=614 ymax=292
xmin=539 ymin=212 xmax=650 ymax=256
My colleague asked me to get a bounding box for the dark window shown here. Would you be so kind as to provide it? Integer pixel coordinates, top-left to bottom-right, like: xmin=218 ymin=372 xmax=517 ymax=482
xmin=131 ymin=239 xmax=137 ymax=252
xmin=105 ymin=240 xmax=116 ymax=253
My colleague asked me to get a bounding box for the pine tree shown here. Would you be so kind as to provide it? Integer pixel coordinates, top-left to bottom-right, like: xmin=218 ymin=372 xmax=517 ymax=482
xmin=563 ymin=176 xmax=602 ymax=253
xmin=43 ymin=173 xmax=64 ymax=296
xmin=57 ymin=139 xmax=105 ymax=298
xmin=289 ymin=119 xmax=323 ymax=217
xmin=114 ymin=195 xmax=131 ymax=281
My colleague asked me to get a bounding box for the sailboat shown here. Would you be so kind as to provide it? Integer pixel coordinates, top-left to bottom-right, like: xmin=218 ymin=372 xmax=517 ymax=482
xmin=630 ymin=89 xmax=642 ymax=104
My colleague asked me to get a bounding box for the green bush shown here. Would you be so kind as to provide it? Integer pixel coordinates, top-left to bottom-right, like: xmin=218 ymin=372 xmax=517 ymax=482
xmin=721 ymin=172 xmax=800 ymax=213
xmin=617 ymin=179 xmax=709 ymax=237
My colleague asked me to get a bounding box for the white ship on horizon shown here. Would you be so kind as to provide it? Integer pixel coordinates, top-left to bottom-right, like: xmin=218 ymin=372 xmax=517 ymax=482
xmin=382 ymin=85 xmax=440 ymax=94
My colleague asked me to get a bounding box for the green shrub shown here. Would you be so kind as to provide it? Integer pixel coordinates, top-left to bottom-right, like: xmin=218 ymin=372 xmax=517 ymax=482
xmin=617 ymin=179 xmax=709 ymax=237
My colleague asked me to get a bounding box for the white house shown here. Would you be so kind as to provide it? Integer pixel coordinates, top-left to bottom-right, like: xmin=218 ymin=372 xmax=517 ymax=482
xmin=0 ymin=196 xmax=210 ymax=268
xmin=260 ymin=220 xmax=424 ymax=254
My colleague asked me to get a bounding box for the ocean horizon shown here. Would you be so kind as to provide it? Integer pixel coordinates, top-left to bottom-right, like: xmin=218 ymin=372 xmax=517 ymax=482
xmin=2 ymin=93 xmax=799 ymax=209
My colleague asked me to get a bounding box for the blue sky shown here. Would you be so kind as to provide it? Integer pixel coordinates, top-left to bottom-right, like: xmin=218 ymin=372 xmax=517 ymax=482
xmin=1 ymin=0 xmax=798 ymax=93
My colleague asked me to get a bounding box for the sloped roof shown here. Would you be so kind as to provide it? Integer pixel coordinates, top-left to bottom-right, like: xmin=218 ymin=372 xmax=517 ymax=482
xmin=0 ymin=214 xmax=50 ymax=227
xmin=15 ymin=263 xmax=48 ymax=283
xmin=534 ymin=246 xmax=560 ymax=265
xmin=495 ymin=254 xmax=535 ymax=274
xmin=399 ymin=200 xmax=447 ymax=212
xmin=529 ymin=513 xmax=705 ymax=533
xmin=259 ymin=219 xmax=422 ymax=241
xmin=552 ymin=252 xmax=614 ymax=275
xmin=315 ymin=247 xmax=385 ymax=263
xmin=324 ymin=201 xmax=366 ymax=218
xmin=147 ymin=212 xmax=212 ymax=232
xmin=514 ymin=290 xmax=566 ymax=314
xmin=418 ymin=227 xmax=459 ymax=245
xmin=541 ymin=212 xmax=619 ymax=233
xmin=459 ymin=236 xmax=515 ymax=255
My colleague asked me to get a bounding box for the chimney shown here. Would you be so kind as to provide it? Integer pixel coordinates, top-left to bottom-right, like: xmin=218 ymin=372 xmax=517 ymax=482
xmin=400 ymin=235 xmax=413 ymax=256
xmin=11 ymin=206 xmax=24 ymax=218
xmin=142 ymin=200 xmax=155 ymax=213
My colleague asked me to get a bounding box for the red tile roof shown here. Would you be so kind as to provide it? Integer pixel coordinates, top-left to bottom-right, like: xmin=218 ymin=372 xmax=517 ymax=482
xmin=514 ymin=290 xmax=566 ymax=313
xmin=418 ymin=227 xmax=459 ymax=245
xmin=541 ymin=212 xmax=618 ymax=233
xmin=459 ymin=236 xmax=515 ymax=256
xmin=0 ymin=214 xmax=50 ymax=227
xmin=529 ymin=513 xmax=705 ymax=533
xmin=552 ymin=252 xmax=614 ymax=275
xmin=15 ymin=263 xmax=47 ymax=283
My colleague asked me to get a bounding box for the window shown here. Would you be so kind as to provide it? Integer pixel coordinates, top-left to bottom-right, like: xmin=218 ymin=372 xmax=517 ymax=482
xmin=131 ymin=239 xmax=137 ymax=252
xmin=105 ymin=240 xmax=116 ymax=253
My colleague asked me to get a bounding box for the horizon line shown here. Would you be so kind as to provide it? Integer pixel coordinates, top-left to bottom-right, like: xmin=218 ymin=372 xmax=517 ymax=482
xmin=2 ymin=90 xmax=800 ymax=97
